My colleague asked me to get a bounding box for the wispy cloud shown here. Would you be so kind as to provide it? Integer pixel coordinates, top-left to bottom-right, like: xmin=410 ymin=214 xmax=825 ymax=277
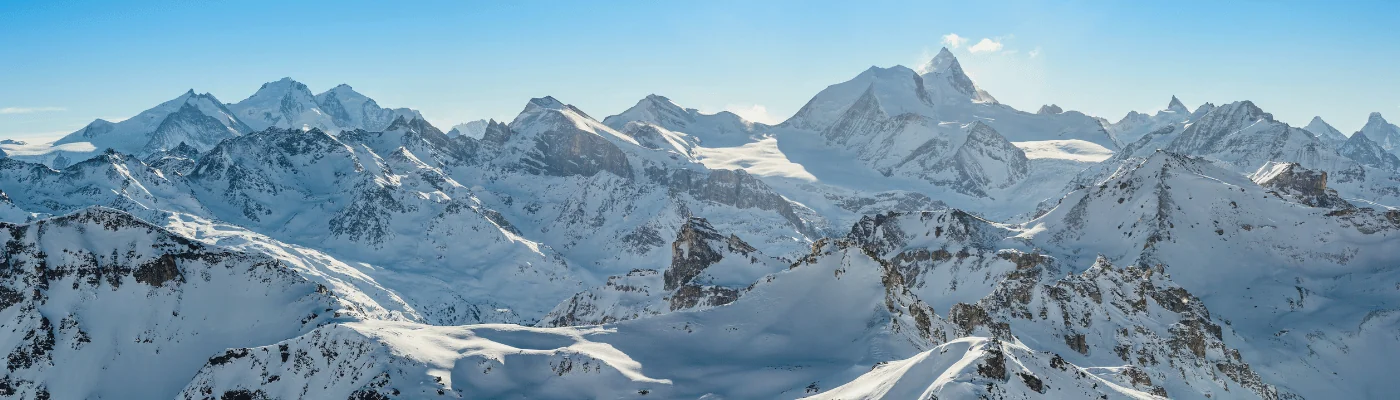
xmin=941 ymin=33 xmax=967 ymax=49
xmin=0 ymin=130 xmax=72 ymax=143
xmin=968 ymin=38 xmax=1004 ymax=53
xmin=1029 ymin=47 xmax=1042 ymax=58
xmin=724 ymin=104 xmax=781 ymax=124
xmin=0 ymin=107 xmax=66 ymax=115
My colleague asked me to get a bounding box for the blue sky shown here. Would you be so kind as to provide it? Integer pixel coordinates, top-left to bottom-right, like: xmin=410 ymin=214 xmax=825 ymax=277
xmin=3 ymin=0 xmax=1399 ymax=141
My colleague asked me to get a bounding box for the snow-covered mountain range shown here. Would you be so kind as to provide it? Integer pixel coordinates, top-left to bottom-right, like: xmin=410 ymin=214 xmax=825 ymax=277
xmin=2 ymin=47 xmax=1398 ymax=399
xmin=10 ymin=78 xmax=422 ymax=168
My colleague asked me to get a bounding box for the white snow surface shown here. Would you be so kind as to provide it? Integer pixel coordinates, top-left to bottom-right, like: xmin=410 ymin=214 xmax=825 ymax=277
xmin=1014 ymin=139 xmax=1114 ymax=162
xmin=3 ymin=48 xmax=1400 ymax=399
xmin=0 ymin=140 xmax=97 ymax=156
xmin=447 ymin=119 xmax=489 ymax=139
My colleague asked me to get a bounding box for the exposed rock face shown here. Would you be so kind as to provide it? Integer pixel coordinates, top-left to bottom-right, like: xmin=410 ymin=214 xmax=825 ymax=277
xmin=314 ymin=84 xmax=421 ymax=132
xmin=49 ymin=153 xmax=71 ymax=169
xmin=921 ymin=47 xmax=998 ymax=104
xmin=1252 ymin=162 xmax=1349 ymax=208
xmin=0 ymin=149 xmax=202 ymax=223
xmin=816 ymin=337 xmax=1175 ymax=399
xmin=846 ymin=210 xmax=1037 ymax=309
xmin=666 ymin=217 xmax=733 ymax=290
xmin=1107 ymin=96 xmax=1200 ymax=145
xmin=658 ymin=168 xmax=813 ymax=236
xmin=143 ymin=142 xmax=201 ymax=175
xmin=447 ymin=119 xmax=488 ymax=139
xmin=1163 ymin=100 xmax=1337 ymax=171
xmin=185 ymin=126 xmax=583 ymax=325
xmin=36 ymin=90 xmax=249 ymax=164
xmin=1304 ymin=116 xmax=1348 ymax=144
xmin=616 ymin=122 xmax=681 ymax=152
xmin=189 ymin=127 xmax=361 ymax=223
xmin=1032 ymin=148 xmax=1400 ymax=398
xmin=849 ymin=209 xmax=1013 ymax=253
xmin=819 ymin=85 xmax=895 ymax=146
xmin=1359 ymin=112 xmax=1400 ymax=154
xmin=0 ymin=208 xmax=344 ymax=400
xmin=837 ymin=214 xmax=1290 ymax=399
xmin=479 ymin=119 xmax=513 ymax=145
xmin=181 ymin=241 xmax=961 ymax=400
xmin=494 ymin=97 xmax=635 ymax=179
xmin=921 ymin=122 xmax=1030 ymax=196
xmin=340 ymin=116 xmax=470 ymax=167
xmin=1037 ymin=104 xmax=1064 ymax=115
xmin=1338 ymin=132 xmax=1400 ymax=170
xmin=12 ymin=64 xmax=1400 ymax=400
xmin=1166 ymin=95 xmax=1189 ymax=113
xmin=144 ymin=102 xmax=248 ymax=153
xmin=781 ymin=54 xmax=1087 ymax=198
xmin=602 ymin=94 xmax=758 ymax=145
xmin=813 ymin=220 xmax=1290 ymax=399
xmin=226 ymin=78 xmax=338 ymax=132
xmin=179 ymin=322 xmax=676 ymax=400
xmin=1171 ymin=100 xmax=1273 ymax=154
xmin=1103 ymin=99 xmax=1400 ymax=207
xmin=540 ymin=217 xmax=779 ymax=327
xmin=959 ymin=257 xmax=1292 ymax=399
xmin=816 ymin=83 xmax=1031 ymax=196
xmin=526 ymin=119 xmax=634 ymax=178
xmin=538 ymin=269 xmax=665 ymax=327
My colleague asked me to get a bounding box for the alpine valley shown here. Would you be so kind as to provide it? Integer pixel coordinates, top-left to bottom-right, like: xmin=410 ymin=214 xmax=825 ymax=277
xmin=3 ymin=48 xmax=1399 ymax=400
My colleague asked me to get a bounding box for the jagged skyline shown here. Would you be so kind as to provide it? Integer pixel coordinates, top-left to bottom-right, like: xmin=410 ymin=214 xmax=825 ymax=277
xmin=4 ymin=0 xmax=1400 ymax=142
xmin=2 ymin=7 xmax=1400 ymax=394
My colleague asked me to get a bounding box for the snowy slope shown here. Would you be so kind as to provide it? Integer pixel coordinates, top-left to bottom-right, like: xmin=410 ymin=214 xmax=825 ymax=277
xmin=811 ymin=337 xmax=1159 ymax=400
xmin=1358 ymin=112 xmax=1400 ymax=155
xmin=574 ymin=48 xmax=1115 ymax=223
xmin=539 ymin=217 xmax=784 ymax=327
xmin=783 ymin=49 xmax=1114 ymax=149
xmin=176 ymin=232 xmax=954 ymax=399
xmin=171 ymin=204 xmax=1296 ymax=400
xmin=5 ymin=46 xmax=1400 ymax=399
xmin=1304 ymin=116 xmax=1349 ymax=144
xmin=0 ymin=149 xmax=209 ymax=222
xmin=314 ymin=84 xmax=423 ymax=132
xmin=596 ymin=69 xmax=1063 ymax=213
xmin=447 ymin=119 xmax=489 ymax=139
xmin=27 ymin=89 xmax=252 ymax=164
xmin=603 ymin=94 xmax=762 ymax=147
xmin=10 ymin=79 xmax=425 ymax=169
xmin=226 ymin=78 xmax=342 ymax=132
xmin=0 ymin=127 xmax=583 ymax=326
xmin=919 ymin=47 xmax=998 ymax=105
xmin=1101 ymin=100 xmax=1400 ymax=207
xmin=227 ymin=78 xmax=424 ymax=135
xmin=1164 ymin=101 xmax=1342 ymax=170
xmin=444 ymin=96 xmax=819 ymax=277
xmin=1106 ymin=96 xmax=1197 ymax=145
xmin=1027 ymin=151 xmax=1400 ymax=398
xmin=1338 ymin=131 xmax=1400 ymax=170
xmin=0 ymin=208 xmax=348 ymax=400
xmin=185 ymin=126 xmax=582 ymax=324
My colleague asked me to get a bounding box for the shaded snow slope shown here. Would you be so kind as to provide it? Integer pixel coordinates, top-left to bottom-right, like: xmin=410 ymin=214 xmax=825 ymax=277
xmin=0 ymin=208 xmax=348 ymax=400
xmin=1028 ymin=151 xmax=1400 ymax=398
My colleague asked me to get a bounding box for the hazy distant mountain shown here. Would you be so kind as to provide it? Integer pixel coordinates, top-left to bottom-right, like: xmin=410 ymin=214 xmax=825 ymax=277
xmin=2 ymin=47 xmax=1399 ymax=400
